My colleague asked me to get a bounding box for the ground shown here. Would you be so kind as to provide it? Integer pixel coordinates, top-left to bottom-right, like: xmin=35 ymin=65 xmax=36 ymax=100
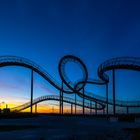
xmin=0 ymin=115 xmax=140 ymax=140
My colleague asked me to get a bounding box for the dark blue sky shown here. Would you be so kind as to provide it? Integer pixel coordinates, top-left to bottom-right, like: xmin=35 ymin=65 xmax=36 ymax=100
xmin=0 ymin=0 xmax=140 ymax=110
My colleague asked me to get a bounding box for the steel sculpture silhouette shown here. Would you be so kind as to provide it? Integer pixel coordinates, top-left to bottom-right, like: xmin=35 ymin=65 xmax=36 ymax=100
xmin=0 ymin=56 xmax=140 ymax=115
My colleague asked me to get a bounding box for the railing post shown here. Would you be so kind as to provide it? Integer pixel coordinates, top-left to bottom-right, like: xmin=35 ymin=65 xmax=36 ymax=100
xmin=30 ymin=70 xmax=34 ymax=114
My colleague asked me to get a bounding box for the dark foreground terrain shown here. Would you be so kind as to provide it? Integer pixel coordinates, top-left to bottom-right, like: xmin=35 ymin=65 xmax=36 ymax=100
xmin=0 ymin=114 xmax=140 ymax=140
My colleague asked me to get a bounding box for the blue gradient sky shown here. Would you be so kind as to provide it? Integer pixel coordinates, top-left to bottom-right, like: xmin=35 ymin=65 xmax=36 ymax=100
xmin=0 ymin=0 xmax=140 ymax=111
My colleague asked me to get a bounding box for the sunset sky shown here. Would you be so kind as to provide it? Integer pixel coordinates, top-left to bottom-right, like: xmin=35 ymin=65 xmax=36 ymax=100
xmin=0 ymin=0 xmax=140 ymax=113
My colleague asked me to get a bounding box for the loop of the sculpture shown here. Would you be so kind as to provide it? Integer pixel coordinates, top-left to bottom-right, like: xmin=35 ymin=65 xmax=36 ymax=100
xmin=58 ymin=55 xmax=88 ymax=93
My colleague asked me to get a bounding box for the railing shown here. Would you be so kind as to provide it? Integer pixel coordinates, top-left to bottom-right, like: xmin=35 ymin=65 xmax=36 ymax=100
xmin=11 ymin=95 xmax=99 ymax=112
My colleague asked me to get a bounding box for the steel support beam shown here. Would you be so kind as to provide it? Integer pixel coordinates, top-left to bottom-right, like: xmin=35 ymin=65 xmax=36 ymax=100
xmin=61 ymin=82 xmax=64 ymax=115
xmin=71 ymin=104 xmax=73 ymax=115
xmin=75 ymin=93 xmax=76 ymax=114
xmin=83 ymin=87 xmax=85 ymax=115
xmin=30 ymin=70 xmax=34 ymax=114
xmin=127 ymin=106 xmax=129 ymax=114
xmin=35 ymin=104 xmax=37 ymax=114
xmin=90 ymin=100 xmax=92 ymax=115
xmin=6 ymin=104 xmax=8 ymax=109
xmin=103 ymin=108 xmax=105 ymax=115
xmin=112 ymin=69 xmax=116 ymax=116
xmin=95 ymin=102 xmax=97 ymax=115
xmin=59 ymin=90 xmax=61 ymax=114
xmin=106 ymin=83 xmax=109 ymax=115
xmin=59 ymin=82 xmax=64 ymax=115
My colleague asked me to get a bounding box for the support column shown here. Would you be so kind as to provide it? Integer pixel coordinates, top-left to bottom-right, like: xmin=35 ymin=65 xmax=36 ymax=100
xmin=61 ymin=82 xmax=64 ymax=115
xmin=59 ymin=82 xmax=64 ymax=115
xmin=90 ymin=100 xmax=92 ymax=115
xmin=30 ymin=70 xmax=34 ymax=114
xmin=103 ymin=108 xmax=105 ymax=115
xmin=127 ymin=106 xmax=129 ymax=114
xmin=35 ymin=104 xmax=37 ymax=114
xmin=106 ymin=83 xmax=109 ymax=115
xmin=112 ymin=69 xmax=116 ymax=116
xmin=71 ymin=104 xmax=73 ymax=115
xmin=59 ymin=90 xmax=62 ymax=114
xmin=95 ymin=102 xmax=97 ymax=115
xmin=83 ymin=88 xmax=85 ymax=115
xmin=6 ymin=104 xmax=8 ymax=109
xmin=75 ymin=93 xmax=76 ymax=114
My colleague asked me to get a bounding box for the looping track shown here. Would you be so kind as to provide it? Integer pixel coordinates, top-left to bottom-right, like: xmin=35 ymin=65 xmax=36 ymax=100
xmin=58 ymin=55 xmax=88 ymax=92
xmin=0 ymin=55 xmax=140 ymax=112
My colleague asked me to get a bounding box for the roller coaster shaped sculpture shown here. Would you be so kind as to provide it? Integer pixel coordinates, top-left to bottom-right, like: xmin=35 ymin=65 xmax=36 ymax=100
xmin=0 ymin=55 xmax=140 ymax=115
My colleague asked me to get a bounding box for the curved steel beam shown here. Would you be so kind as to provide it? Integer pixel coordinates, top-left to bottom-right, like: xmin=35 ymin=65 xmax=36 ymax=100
xmin=11 ymin=95 xmax=104 ymax=112
xmin=0 ymin=56 xmax=72 ymax=93
xmin=98 ymin=57 xmax=140 ymax=82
